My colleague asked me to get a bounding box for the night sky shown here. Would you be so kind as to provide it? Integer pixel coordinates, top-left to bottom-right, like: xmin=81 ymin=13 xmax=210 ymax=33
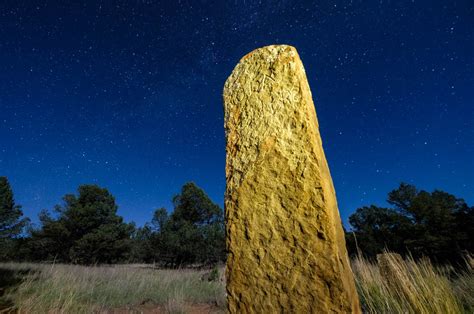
xmin=1 ymin=1 xmax=473 ymax=227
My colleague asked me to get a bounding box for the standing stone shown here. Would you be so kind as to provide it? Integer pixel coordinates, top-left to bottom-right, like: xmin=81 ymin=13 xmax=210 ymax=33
xmin=223 ymin=45 xmax=361 ymax=313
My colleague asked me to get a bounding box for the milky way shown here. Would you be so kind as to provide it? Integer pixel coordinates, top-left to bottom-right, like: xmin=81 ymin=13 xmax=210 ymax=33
xmin=1 ymin=1 xmax=473 ymax=226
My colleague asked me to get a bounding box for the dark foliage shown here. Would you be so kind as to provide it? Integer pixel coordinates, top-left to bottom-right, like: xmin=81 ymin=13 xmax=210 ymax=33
xmin=129 ymin=224 xmax=155 ymax=263
xmin=5 ymin=176 xmax=470 ymax=267
xmin=121 ymin=183 xmax=225 ymax=266
xmin=3 ymin=181 xmax=225 ymax=266
xmin=347 ymin=183 xmax=474 ymax=264
xmin=0 ymin=177 xmax=29 ymax=261
xmin=159 ymin=182 xmax=225 ymax=266
xmin=27 ymin=185 xmax=134 ymax=264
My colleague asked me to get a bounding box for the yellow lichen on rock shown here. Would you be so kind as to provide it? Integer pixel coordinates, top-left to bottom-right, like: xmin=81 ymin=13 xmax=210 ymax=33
xmin=223 ymin=45 xmax=361 ymax=313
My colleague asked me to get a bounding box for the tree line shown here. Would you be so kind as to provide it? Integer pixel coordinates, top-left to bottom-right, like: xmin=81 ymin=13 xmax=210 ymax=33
xmin=345 ymin=183 xmax=473 ymax=264
xmin=0 ymin=177 xmax=224 ymax=266
xmin=1 ymin=176 xmax=472 ymax=266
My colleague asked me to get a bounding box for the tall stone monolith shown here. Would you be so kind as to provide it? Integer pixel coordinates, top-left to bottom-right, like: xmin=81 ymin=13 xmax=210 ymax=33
xmin=223 ymin=45 xmax=361 ymax=313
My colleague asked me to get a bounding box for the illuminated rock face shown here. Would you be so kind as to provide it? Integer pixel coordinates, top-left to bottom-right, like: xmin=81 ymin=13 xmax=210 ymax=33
xmin=223 ymin=45 xmax=361 ymax=313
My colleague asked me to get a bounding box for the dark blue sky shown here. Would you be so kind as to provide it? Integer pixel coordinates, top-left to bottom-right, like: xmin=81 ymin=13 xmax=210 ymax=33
xmin=1 ymin=1 xmax=473 ymax=227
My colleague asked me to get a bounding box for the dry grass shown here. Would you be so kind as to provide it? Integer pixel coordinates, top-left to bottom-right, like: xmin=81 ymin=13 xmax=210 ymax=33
xmin=1 ymin=254 xmax=472 ymax=313
xmin=0 ymin=263 xmax=225 ymax=313
xmin=352 ymin=252 xmax=473 ymax=313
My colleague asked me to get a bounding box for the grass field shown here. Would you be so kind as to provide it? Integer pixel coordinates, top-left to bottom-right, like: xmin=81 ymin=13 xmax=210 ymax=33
xmin=0 ymin=263 xmax=225 ymax=313
xmin=0 ymin=254 xmax=472 ymax=313
xmin=352 ymin=253 xmax=473 ymax=313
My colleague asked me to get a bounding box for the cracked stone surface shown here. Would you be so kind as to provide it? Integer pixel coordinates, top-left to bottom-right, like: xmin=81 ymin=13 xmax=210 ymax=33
xmin=223 ymin=45 xmax=361 ymax=313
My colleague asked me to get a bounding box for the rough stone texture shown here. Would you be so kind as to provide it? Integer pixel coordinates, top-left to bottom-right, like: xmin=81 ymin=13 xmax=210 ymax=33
xmin=223 ymin=45 xmax=361 ymax=313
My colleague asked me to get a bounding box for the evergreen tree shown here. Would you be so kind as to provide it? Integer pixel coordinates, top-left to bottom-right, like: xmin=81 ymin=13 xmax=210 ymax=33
xmin=161 ymin=182 xmax=225 ymax=266
xmin=0 ymin=177 xmax=28 ymax=260
xmin=348 ymin=183 xmax=473 ymax=263
xmin=129 ymin=224 xmax=155 ymax=263
xmin=151 ymin=207 xmax=168 ymax=232
xmin=148 ymin=207 xmax=169 ymax=263
xmin=348 ymin=205 xmax=411 ymax=257
xmin=30 ymin=184 xmax=133 ymax=264
xmin=0 ymin=177 xmax=27 ymax=239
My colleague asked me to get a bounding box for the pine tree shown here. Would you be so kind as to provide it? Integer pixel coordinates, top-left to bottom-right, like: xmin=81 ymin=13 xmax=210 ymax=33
xmin=0 ymin=176 xmax=27 ymax=239
xmin=161 ymin=182 xmax=225 ymax=266
xmin=30 ymin=184 xmax=134 ymax=264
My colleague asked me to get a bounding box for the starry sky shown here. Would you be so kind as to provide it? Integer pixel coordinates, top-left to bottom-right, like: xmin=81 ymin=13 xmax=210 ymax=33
xmin=1 ymin=1 xmax=473 ymax=227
